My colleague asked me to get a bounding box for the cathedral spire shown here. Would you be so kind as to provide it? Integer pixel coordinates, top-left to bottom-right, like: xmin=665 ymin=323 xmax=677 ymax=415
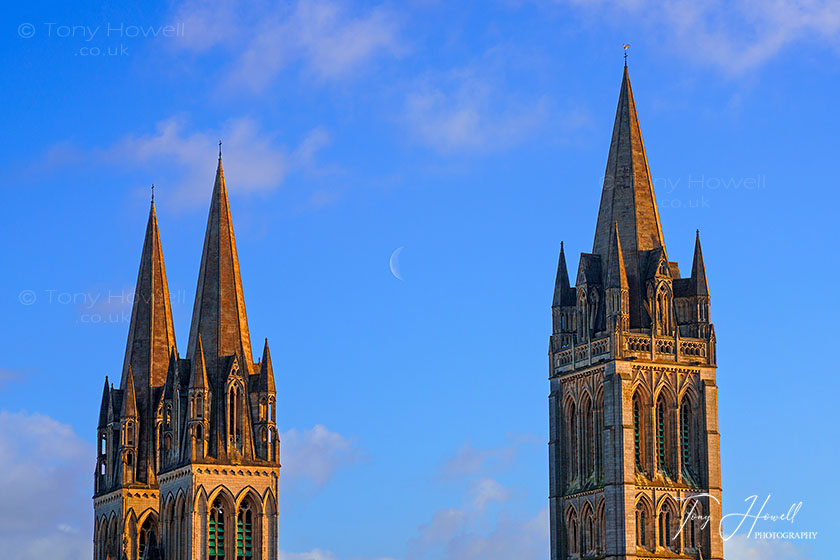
xmin=592 ymin=65 xmax=665 ymax=262
xmin=591 ymin=65 xmax=666 ymax=327
xmin=187 ymin=154 xmax=254 ymax=379
xmin=552 ymin=242 xmax=573 ymax=307
xmin=122 ymin=200 xmax=178 ymax=390
xmin=690 ymin=230 xmax=709 ymax=296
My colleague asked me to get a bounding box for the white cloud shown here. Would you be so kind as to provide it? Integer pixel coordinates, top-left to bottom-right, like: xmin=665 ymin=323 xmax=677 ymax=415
xmin=278 ymin=549 xmax=340 ymax=560
xmin=404 ymin=67 xmax=552 ymax=154
xmin=47 ymin=117 xmax=330 ymax=207
xmin=406 ymin=440 xmax=548 ymax=560
xmin=724 ymin=534 xmax=813 ymax=559
xmin=172 ymin=0 xmax=405 ymax=91
xmin=439 ymin=434 xmax=541 ymax=479
xmin=0 ymin=410 xmax=93 ymax=560
xmin=0 ymin=368 xmax=23 ymax=390
xmin=406 ymin=494 xmax=548 ymax=560
xmin=562 ymin=0 xmax=840 ymax=73
xmin=280 ymin=424 xmax=364 ymax=498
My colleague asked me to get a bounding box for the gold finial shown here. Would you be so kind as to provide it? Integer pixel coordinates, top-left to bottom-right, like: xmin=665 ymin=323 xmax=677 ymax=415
xmin=623 ymin=43 xmax=630 ymax=65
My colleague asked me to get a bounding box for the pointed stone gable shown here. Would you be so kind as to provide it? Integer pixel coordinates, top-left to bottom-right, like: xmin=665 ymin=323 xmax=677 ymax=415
xmin=187 ymin=156 xmax=254 ymax=381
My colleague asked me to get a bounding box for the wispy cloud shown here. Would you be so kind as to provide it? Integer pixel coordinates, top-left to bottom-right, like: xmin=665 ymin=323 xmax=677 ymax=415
xmin=279 ymin=424 xmax=364 ymax=500
xmin=0 ymin=410 xmax=93 ymax=560
xmin=0 ymin=369 xmax=23 ymax=390
xmin=561 ymin=0 xmax=840 ymax=73
xmin=278 ymin=550 xmax=340 ymax=560
xmin=404 ymin=67 xmax=552 ymax=154
xmin=439 ymin=434 xmax=540 ymax=479
xmin=172 ymin=0 xmax=405 ymax=92
xmin=45 ymin=117 xmax=331 ymax=207
xmin=407 ymin=437 xmax=547 ymax=560
xmin=724 ymin=534 xmax=813 ymax=559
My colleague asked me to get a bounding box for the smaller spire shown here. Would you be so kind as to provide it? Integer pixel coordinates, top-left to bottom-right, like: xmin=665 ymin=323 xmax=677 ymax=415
xmin=98 ymin=377 xmax=110 ymax=428
xmin=189 ymin=335 xmax=209 ymax=390
xmin=552 ymin=242 xmax=573 ymax=307
xmin=690 ymin=230 xmax=709 ymax=296
xmin=606 ymin=223 xmax=628 ymax=289
xmin=258 ymin=338 xmax=276 ymax=393
xmin=162 ymin=348 xmax=177 ymax=401
xmin=121 ymin=366 xmax=137 ymax=418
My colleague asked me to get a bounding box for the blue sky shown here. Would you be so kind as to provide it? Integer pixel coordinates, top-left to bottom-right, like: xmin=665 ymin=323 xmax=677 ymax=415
xmin=1 ymin=1 xmax=839 ymax=559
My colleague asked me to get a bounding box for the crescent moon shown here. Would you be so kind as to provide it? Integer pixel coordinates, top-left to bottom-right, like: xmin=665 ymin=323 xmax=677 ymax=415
xmin=389 ymin=247 xmax=404 ymax=281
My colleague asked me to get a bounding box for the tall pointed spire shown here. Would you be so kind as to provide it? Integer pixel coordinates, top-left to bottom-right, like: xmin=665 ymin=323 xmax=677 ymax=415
xmin=258 ymin=338 xmax=276 ymax=393
xmin=122 ymin=201 xmax=178 ymax=390
xmin=592 ymin=65 xmax=665 ymax=262
xmin=187 ymin=154 xmax=254 ymax=381
xmin=591 ymin=65 xmax=666 ymax=327
xmin=690 ymin=230 xmax=709 ymax=296
xmin=552 ymin=242 xmax=573 ymax=307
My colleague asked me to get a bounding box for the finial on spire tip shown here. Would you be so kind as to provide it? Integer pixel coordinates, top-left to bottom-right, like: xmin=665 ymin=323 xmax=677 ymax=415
xmin=623 ymin=43 xmax=630 ymax=66
xmin=151 ymin=183 xmax=155 ymax=203
xmin=218 ymin=140 xmax=222 ymax=159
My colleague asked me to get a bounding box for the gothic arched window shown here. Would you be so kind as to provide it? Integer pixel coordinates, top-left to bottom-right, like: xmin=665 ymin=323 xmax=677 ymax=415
xmin=236 ymin=503 xmax=253 ymax=558
xmin=680 ymin=396 xmax=693 ymax=476
xmin=138 ymin=517 xmax=155 ymax=560
xmin=228 ymin=385 xmax=243 ymax=452
xmin=567 ymin=510 xmax=578 ymax=554
xmin=658 ymin=510 xmax=672 ymax=548
xmin=633 ymin=396 xmax=643 ymax=471
xmin=595 ymin=392 xmax=604 ymax=478
xmin=567 ymin=401 xmax=577 ymax=479
xmin=209 ymin=499 xmax=225 ymax=560
xmin=582 ymin=396 xmax=593 ymax=478
xmin=656 ymin=398 xmax=667 ymax=473
xmin=635 ymin=503 xmax=647 ymax=547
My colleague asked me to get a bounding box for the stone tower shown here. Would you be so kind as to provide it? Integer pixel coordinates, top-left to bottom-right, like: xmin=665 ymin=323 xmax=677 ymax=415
xmin=547 ymin=65 xmax=724 ymax=560
xmin=94 ymin=155 xmax=280 ymax=560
